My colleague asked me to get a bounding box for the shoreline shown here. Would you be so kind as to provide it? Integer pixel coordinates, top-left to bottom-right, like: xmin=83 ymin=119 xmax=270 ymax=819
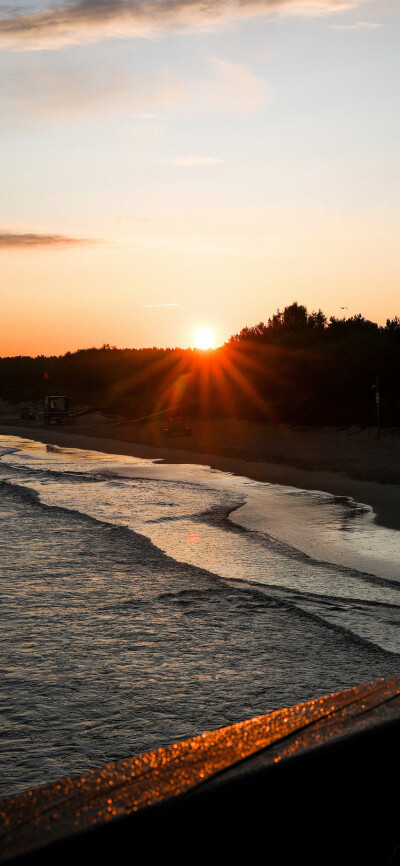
xmin=1 ymin=420 xmax=400 ymax=532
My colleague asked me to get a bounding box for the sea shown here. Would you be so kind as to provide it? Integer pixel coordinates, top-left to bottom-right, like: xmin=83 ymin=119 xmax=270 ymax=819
xmin=1 ymin=433 xmax=400 ymax=798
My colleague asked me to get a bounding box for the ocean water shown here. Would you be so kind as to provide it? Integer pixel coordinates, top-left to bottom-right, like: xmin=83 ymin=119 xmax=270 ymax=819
xmin=1 ymin=433 xmax=399 ymax=797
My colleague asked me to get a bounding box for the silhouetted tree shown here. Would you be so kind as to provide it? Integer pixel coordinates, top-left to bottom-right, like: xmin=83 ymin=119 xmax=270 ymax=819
xmin=2 ymin=301 xmax=400 ymax=426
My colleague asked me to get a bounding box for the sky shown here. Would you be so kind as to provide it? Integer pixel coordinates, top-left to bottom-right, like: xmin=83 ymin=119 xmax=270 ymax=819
xmin=0 ymin=0 xmax=399 ymax=355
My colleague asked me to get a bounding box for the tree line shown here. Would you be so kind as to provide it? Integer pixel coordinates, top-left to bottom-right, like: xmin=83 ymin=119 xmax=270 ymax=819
xmin=1 ymin=303 xmax=400 ymax=427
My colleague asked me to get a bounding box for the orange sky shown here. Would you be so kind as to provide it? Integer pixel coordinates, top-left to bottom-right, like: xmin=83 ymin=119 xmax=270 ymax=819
xmin=1 ymin=0 xmax=399 ymax=355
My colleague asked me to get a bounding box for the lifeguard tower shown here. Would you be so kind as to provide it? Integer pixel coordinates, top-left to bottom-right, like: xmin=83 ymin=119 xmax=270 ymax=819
xmin=43 ymin=395 xmax=73 ymax=426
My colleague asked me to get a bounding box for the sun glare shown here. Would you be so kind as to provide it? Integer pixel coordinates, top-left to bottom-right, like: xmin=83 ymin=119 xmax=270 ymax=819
xmin=194 ymin=327 xmax=215 ymax=350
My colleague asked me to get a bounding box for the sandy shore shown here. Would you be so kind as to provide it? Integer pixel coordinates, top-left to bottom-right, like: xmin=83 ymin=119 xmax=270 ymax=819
xmin=1 ymin=417 xmax=400 ymax=531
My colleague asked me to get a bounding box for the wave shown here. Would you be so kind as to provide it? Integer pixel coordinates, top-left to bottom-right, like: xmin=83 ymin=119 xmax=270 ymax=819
xmin=2 ymin=468 xmax=400 ymax=601
xmin=115 ymin=579 xmax=400 ymax=658
xmin=2 ymin=464 xmax=392 ymax=589
xmin=2 ymin=438 xmax=400 ymax=655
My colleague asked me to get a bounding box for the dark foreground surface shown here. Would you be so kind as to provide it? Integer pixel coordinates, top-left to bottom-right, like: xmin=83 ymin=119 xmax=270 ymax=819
xmin=1 ymin=674 xmax=400 ymax=865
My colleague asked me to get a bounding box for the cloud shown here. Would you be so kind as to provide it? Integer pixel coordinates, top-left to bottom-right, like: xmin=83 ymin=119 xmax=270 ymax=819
xmin=332 ymin=21 xmax=382 ymax=30
xmin=0 ymin=0 xmax=366 ymax=50
xmin=0 ymin=230 xmax=97 ymax=247
xmin=195 ymin=57 xmax=267 ymax=113
xmin=0 ymin=61 xmax=186 ymax=118
xmin=1 ymin=55 xmax=267 ymax=118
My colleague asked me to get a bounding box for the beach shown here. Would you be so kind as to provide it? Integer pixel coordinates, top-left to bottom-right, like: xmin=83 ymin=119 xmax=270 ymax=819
xmin=1 ymin=415 xmax=400 ymax=529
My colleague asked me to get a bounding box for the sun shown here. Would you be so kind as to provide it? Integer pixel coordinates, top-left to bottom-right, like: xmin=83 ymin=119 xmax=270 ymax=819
xmin=194 ymin=327 xmax=215 ymax=350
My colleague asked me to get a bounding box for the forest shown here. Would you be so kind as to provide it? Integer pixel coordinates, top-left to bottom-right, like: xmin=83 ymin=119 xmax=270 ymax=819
xmin=1 ymin=303 xmax=400 ymax=427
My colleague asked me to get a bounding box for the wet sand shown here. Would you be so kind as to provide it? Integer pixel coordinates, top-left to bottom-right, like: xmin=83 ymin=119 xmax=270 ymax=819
xmin=1 ymin=417 xmax=400 ymax=531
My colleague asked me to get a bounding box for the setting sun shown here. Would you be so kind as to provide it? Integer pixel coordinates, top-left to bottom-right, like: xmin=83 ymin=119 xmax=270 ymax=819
xmin=194 ymin=328 xmax=215 ymax=350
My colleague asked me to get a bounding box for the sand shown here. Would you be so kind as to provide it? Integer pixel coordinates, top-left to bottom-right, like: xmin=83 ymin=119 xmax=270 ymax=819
xmin=1 ymin=415 xmax=400 ymax=531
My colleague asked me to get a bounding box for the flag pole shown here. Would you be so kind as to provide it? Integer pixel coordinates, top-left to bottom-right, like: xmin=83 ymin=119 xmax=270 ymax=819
xmin=375 ymin=376 xmax=380 ymax=442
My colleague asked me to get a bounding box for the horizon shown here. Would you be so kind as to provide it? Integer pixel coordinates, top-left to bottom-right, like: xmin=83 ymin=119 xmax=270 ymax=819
xmin=1 ymin=301 xmax=399 ymax=359
xmin=1 ymin=1 xmax=399 ymax=356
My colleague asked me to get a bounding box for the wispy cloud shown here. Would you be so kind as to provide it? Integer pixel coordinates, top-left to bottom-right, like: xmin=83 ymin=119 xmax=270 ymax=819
xmin=195 ymin=57 xmax=267 ymax=113
xmin=332 ymin=21 xmax=382 ymax=30
xmin=0 ymin=230 xmax=97 ymax=247
xmin=0 ymin=1 xmax=366 ymax=50
xmin=1 ymin=56 xmax=267 ymax=118
xmin=0 ymin=62 xmax=187 ymax=119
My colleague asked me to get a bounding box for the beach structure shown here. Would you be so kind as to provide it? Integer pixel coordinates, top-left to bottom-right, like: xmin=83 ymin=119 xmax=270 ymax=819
xmin=43 ymin=396 xmax=74 ymax=426
xmin=1 ymin=674 xmax=399 ymax=864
